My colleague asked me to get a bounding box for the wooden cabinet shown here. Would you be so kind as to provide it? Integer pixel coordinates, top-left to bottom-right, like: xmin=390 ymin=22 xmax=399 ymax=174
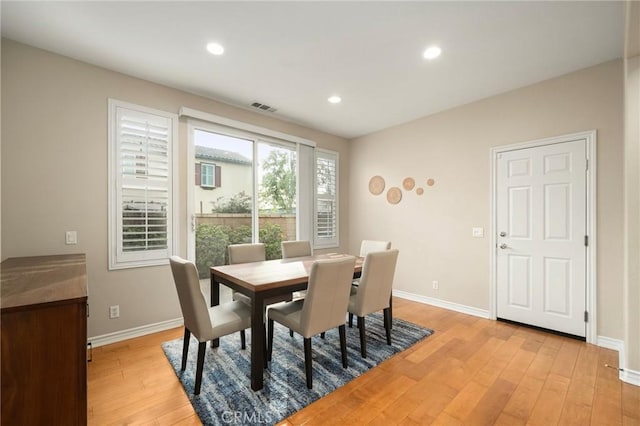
xmin=1 ymin=254 xmax=88 ymax=425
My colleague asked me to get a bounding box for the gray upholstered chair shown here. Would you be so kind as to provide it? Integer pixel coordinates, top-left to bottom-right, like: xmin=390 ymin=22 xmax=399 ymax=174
xmin=352 ymin=239 xmax=392 ymax=289
xmin=282 ymin=240 xmax=313 ymax=307
xmin=347 ymin=249 xmax=399 ymax=358
xmin=267 ymin=256 xmax=356 ymax=389
xmin=359 ymin=240 xmax=392 ymax=256
xmin=169 ymin=256 xmax=251 ymax=395
xmin=281 ymin=240 xmax=313 ymax=259
xmin=228 ymin=242 xmax=293 ymax=307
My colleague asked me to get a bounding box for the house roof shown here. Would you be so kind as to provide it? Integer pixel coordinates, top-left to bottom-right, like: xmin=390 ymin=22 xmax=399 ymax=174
xmin=195 ymin=146 xmax=251 ymax=165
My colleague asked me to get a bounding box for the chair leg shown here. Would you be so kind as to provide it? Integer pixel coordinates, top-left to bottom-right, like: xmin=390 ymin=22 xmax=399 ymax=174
xmin=263 ymin=324 xmax=269 ymax=369
xmin=181 ymin=328 xmax=191 ymax=371
xmin=194 ymin=342 xmax=207 ymax=395
xmin=348 ymin=313 xmax=353 ymax=328
xmin=320 ymin=332 xmax=326 ymax=339
xmin=357 ymin=316 xmax=367 ymax=358
xmin=240 ymin=330 xmax=246 ymax=350
xmin=339 ymin=325 xmax=348 ymax=368
xmin=304 ymin=337 xmax=313 ymax=389
xmin=267 ymin=319 xmax=274 ymax=362
xmin=383 ymin=307 xmax=392 ymax=345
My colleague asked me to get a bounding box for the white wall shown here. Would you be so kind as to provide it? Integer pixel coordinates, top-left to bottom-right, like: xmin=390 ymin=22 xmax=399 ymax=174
xmin=349 ymin=60 xmax=624 ymax=340
xmin=1 ymin=39 xmax=350 ymax=338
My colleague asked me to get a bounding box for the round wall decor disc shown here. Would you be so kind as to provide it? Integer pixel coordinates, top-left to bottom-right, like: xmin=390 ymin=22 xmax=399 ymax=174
xmin=387 ymin=187 xmax=402 ymax=204
xmin=369 ymin=175 xmax=385 ymax=195
xmin=402 ymin=177 xmax=415 ymax=191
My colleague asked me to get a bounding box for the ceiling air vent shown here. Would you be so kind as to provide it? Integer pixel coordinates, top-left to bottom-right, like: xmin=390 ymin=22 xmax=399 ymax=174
xmin=250 ymin=102 xmax=277 ymax=113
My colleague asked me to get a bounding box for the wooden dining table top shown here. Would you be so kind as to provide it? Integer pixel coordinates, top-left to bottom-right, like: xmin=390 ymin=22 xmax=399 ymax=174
xmin=210 ymin=253 xmax=363 ymax=292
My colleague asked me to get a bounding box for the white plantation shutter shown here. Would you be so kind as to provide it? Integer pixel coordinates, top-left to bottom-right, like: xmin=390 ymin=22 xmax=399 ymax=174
xmin=314 ymin=149 xmax=339 ymax=248
xmin=109 ymin=100 xmax=177 ymax=269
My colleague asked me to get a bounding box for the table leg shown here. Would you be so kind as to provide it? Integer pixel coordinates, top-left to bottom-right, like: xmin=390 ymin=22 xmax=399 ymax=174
xmin=210 ymin=272 xmax=220 ymax=348
xmin=251 ymin=294 xmax=265 ymax=391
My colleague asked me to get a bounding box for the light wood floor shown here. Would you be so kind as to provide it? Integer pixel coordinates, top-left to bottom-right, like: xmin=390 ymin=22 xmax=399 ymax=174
xmin=88 ymin=298 xmax=639 ymax=425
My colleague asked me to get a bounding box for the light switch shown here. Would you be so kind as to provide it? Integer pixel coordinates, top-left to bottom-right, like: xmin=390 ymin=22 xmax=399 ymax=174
xmin=65 ymin=231 xmax=77 ymax=245
xmin=472 ymin=227 xmax=484 ymax=238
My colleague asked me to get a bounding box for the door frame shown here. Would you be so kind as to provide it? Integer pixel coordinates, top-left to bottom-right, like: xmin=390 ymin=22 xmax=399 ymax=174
xmin=489 ymin=130 xmax=597 ymax=343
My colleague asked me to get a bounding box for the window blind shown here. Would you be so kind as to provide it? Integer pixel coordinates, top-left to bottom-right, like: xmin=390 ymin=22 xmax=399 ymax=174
xmin=109 ymin=100 xmax=177 ymax=269
xmin=314 ymin=149 xmax=338 ymax=247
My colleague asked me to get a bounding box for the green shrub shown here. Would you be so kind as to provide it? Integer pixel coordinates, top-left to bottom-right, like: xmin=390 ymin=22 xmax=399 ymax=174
xmin=195 ymin=222 xmax=284 ymax=277
xmin=195 ymin=224 xmax=229 ymax=278
xmin=227 ymin=225 xmax=252 ymax=246
xmin=259 ymin=223 xmax=283 ymax=260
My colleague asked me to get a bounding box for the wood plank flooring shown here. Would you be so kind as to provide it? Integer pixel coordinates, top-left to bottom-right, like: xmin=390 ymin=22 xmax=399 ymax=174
xmin=88 ymin=298 xmax=640 ymax=425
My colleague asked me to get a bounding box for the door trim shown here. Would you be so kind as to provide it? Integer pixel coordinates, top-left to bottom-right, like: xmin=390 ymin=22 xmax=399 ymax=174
xmin=489 ymin=130 xmax=597 ymax=344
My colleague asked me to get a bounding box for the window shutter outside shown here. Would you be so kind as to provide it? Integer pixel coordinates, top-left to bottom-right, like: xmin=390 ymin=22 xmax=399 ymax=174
xmin=215 ymin=165 xmax=221 ymax=188
xmin=195 ymin=163 xmax=201 ymax=186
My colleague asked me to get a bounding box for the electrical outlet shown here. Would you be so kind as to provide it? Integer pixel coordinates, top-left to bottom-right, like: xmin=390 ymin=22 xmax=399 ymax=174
xmin=432 ymin=280 xmax=439 ymax=290
xmin=65 ymin=231 xmax=77 ymax=245
xmin=109 ymin=305 xmax=120 ymax=319
xmin=472 ymin=227 xmax=484 ymax=238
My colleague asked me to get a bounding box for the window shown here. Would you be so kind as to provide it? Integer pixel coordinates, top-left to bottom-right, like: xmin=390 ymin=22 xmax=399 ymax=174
xmin=200 ymin=163 xmax=216 ymax=187
xmin=314 ymin=149 xmax=339 ymax=248
xmin=108 ymin=99 xmax=178 ymax=270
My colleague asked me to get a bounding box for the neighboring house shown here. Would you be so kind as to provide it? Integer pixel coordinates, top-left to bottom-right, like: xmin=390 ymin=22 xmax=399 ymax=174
xmin=194 ymin=146 xmax=252 ymax=214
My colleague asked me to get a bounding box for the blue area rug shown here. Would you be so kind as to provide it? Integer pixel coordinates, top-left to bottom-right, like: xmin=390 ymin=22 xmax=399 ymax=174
xmin=162 ymin=313 xmax=433 ymax=425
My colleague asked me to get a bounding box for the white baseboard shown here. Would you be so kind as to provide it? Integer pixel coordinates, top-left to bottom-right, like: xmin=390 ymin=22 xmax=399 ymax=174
xmin=596 ymin=335 xmax=624 ymax=352
xmin=89 ymin=317 xmax=184 ymax=348
xmin=392 ymin=289 xmax=490 ymax=319
xmin=621 ymin=368 xmax=640 ymax=386
xmin=593 ymin=336 xmax=640 ymax=386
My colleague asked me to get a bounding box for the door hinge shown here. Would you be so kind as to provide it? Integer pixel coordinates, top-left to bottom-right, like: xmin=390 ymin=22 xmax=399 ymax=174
xmin=584 ymin=311 xmax=589 ymax=322
xmin=584 ymin=235 xmax=589 ymax=247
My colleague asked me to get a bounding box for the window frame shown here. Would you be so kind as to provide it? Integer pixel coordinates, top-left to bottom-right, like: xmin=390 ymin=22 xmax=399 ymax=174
xmin=200 ymin=162 xmax=217 ymax=188
xmin=108 ymin=99 xmax=179 ymax=270
xmin=313 ymin=148 xmax=339 ymax=249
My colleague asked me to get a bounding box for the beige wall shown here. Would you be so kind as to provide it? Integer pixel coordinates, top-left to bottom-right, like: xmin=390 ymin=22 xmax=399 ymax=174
xmin=623 ymin=1 xmax=640 ymax=374
xmin=1 ymin=39 xmax=350 ymax=338
xmin=624 ymin=55 xmax=639 ymax=373
xmin=349 ymin=60 xmax=624 ymax=340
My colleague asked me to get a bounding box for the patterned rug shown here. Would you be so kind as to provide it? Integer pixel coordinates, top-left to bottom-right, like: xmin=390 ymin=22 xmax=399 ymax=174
xmin=162 ymin=313 xmax=433 ymax=425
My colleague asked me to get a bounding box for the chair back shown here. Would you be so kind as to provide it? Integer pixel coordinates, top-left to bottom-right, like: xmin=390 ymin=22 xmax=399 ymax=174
xmin=300 ymin=256 xmax=356 ymax=337
xmin=169 ymin=256 xmax=212 ymax=340
xmin=228 ymin=243 xmax=266 ymax=264
xmin=352 ymin=249 xmax=399 ymax=316
xmin=359 ymin=240 xmax=391 ymax=257
xmin=281 ymin=240 xmax=313 ymax=259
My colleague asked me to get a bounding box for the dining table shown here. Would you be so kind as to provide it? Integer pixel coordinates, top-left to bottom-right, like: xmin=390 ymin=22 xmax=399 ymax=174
xmin=210 ymin=253 xmax=363 ymax=391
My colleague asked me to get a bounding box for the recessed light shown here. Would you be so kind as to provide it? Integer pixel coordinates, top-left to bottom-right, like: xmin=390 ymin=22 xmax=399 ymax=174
xmin=423 ymin=46 xmax=442 ymax=60
xmin=328 ymin=96 xmax=342 ymax=104
xmin=206 ymin=42 xmax=225 ymax=55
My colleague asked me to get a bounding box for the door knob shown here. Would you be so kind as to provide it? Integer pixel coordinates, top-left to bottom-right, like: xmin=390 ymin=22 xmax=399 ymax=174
xmin=499 ymin=244 xmax=508 ymax=249
xmin=499 ymin=232 xmax=507 ymax=237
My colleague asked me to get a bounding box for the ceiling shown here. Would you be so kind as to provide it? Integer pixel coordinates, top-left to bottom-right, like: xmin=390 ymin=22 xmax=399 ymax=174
xmin=1 ymin=1 xmax=624 ymax=139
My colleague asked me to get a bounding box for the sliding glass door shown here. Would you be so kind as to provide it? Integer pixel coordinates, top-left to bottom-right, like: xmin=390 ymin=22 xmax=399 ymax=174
xmin=188 ymin=125 xmax=297 ymax=277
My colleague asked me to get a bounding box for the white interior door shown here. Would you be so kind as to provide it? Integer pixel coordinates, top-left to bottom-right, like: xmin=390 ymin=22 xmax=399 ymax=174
xmin=496 ymin=139 xmax=587 ymax=337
